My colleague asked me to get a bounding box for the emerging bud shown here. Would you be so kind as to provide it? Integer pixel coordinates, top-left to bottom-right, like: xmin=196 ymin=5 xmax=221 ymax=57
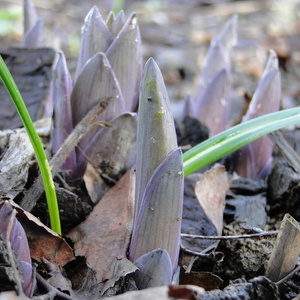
xmin=234 ymin=50 xmax=281 ymax=178
xmin=130 ymin=58 xmax=183 ymax=277
xmin=190 ymin=15 xmax=237 ymax=136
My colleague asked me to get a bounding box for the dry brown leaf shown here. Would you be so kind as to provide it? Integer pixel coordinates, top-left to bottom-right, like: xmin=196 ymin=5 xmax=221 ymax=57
xmin=180 ymin=271 xmax=223 ymax=291
xmin=83 ymin=113 xmax=137 ymax=204
xmin=84 ymin=162 xmax=109 ymax=204
xmin=68 ymin=168 xmax=136 ymax=284
xmin=195 ymin=164 xmax=229 ymax=235
xmin=41 ymin=258 xmax=74 ymax=296
xmin=0 ymin=131 xmax=34 ymax=199
xmin=168 ymin=285 xmax=205 ymax=300
xmin=11 ymin=201 xmax=75 ymax=265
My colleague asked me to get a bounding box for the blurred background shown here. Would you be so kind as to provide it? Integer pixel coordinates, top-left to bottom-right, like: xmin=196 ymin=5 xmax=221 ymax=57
xmin=1 ymin=0 xmax=300 ymax=115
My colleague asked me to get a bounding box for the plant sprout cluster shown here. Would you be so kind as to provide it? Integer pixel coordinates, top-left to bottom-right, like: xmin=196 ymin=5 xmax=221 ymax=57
xmin=0 ymin=0 xmax=300 ymax=295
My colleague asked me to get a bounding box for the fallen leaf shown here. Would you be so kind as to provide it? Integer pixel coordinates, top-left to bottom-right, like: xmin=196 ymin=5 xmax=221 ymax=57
xmin=41 ymin=258 xmax=74 ymax=296
xmin=168 ymin=285 xmax=205 ymax=300
xmin=0 ymin=48 xmax=55 ymax=130
xmin=84 ymin=162 xmax=109 ymax=204
xmin=68 ymin=168 xmax=136 ymax=288
xmin=0 ymin=130 xmax=34 ymax=199
xmin=181 ymin=165 xmax=229 ymax=253
xmin=82 ymin=113 xmax=137 ymax=203
xmin=195 ymin=164 xmax=229 ymax=235
xmin=180 ymin=271 xmax=223 ymax=291
xmin=10 ymin=201 xmax=74 ymax=266
xmin=181 ymin=174 xmax=218 ymax=253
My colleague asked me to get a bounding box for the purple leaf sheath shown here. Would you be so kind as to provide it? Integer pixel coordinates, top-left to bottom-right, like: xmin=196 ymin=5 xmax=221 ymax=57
xmin=133 ymin=249 xmax=173 ymax=289
xmin=51 ymin=51 xmax=76 ymax=174
xmin=133 ymin=58 xmax=178 ymax=224
xmin=130 ymin=58 xmax=183 ymax=275
xmin=0 ymin=201 xmax=35 ymax=297
xmin=234 ymin=50 xmax=281 ymax=179
xmin=75 ymin=6 xmax=113 ymax=80
xmin=188 ymin=15 xmax=237 ymax=137
xmin=130 ymin=149 xmax=183 ymax=273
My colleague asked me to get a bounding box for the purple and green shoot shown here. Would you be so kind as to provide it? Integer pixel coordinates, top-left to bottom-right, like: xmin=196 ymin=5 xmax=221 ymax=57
xmin=129 ymin=58 xmax=183 ymax=287
xmin=0 ymin=201 xmax=36 ymax=297
xmin=233 ymin=50 xmax=281 ymax=178
xmin=188 ymin=15 xmax=237 ymax=137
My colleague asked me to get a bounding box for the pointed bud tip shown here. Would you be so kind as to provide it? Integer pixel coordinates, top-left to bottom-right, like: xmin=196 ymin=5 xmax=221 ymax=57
xmin=85 ymin=5 xmax=101 ymax=22
xmin=144 ymin=57 xmax=159 ymax=73
xmin=266 ymin=49 xmax=279 ymax=71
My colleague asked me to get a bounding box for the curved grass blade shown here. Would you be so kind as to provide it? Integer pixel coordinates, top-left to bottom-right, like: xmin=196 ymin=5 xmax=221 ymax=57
xmin=183 ymin=107 xmax=300 ymax=177
xmin=234 ymin=50 xmax=281 ymax=178
xmin=0 ymin=56 xmax=61 ymax=234
xmin=112 ymin=0 xmax=125 ymax=15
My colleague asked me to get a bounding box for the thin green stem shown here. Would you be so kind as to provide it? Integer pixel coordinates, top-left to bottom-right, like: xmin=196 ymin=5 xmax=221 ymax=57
xmin=112 ymin=0 xmax=125 ymax=14
xmin=0 ymin=56 xmax=61 ymax=234
xmin=183 ymin=107 xmax=300 ymax=177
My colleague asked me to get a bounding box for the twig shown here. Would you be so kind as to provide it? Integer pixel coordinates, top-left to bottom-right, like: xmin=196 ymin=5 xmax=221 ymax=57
xmin=34 ymin=273 xmax=74 ymax=300
xmin=20 ymin=98 xmax=113 ymax=211
xmin=181 ymin=231 xmax=278 ymax=240
xmin=276 ymin=264 xmax=300 ymax=285
xmin=180 ymin=245 xmax=211 ymax=257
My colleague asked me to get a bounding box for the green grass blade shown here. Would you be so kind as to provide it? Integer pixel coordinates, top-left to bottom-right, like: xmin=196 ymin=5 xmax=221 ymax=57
xmin=0 ymin=56 xmax=61 ymax=234
xmin=183 ymin=107 xmax=300 ymax=177
xmin=112 ymin=0 xmax=125 ymax=14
